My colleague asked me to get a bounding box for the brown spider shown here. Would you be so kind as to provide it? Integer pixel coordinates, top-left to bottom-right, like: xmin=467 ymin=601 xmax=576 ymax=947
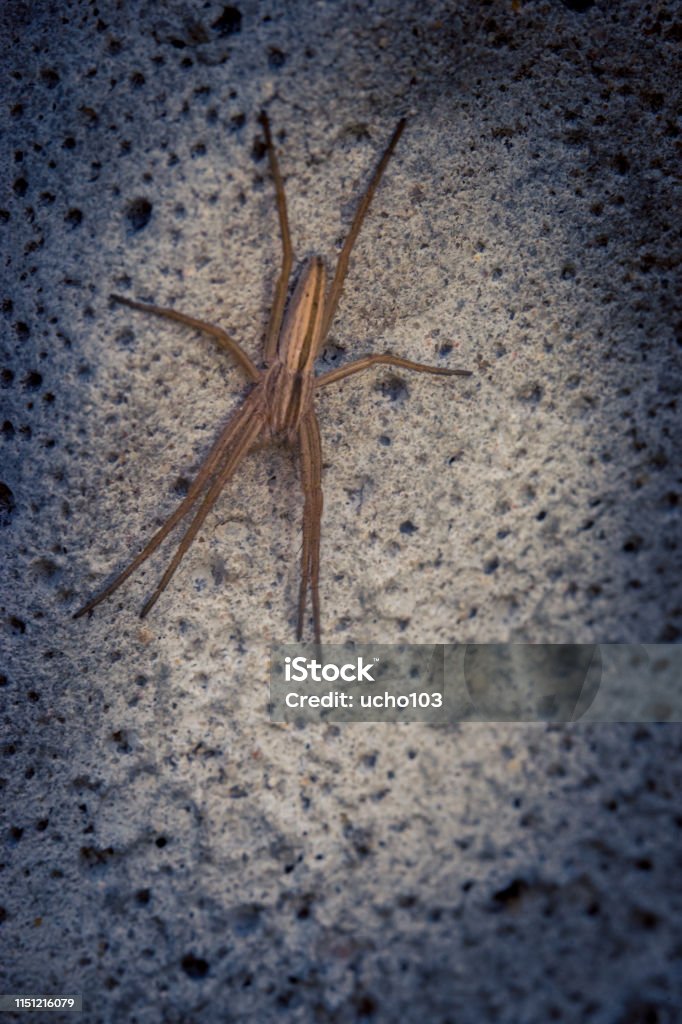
xmin=74 ymin=113 xmax=472 ymax=641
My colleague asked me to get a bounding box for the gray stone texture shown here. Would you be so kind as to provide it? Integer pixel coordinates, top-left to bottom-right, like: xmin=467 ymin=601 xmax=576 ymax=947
xmin=1 ymin=0 xmax=680 ymax=1021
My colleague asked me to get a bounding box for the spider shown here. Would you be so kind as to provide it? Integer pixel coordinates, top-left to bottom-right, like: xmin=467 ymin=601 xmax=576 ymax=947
xmin=74 ymin=113 xmax=472 ymax=642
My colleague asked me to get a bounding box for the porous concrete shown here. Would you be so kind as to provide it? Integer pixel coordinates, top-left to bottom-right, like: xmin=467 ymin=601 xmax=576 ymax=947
xmin=1 ymin=1 xmax=681 ymax=1021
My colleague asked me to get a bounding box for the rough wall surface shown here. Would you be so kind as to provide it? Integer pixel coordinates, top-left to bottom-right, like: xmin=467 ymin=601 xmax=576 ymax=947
xmin=1 ymin=0 xmax=680 ymax=1021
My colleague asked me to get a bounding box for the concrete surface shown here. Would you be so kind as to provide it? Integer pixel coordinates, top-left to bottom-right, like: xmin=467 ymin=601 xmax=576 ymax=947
xmin=1 ymin=0 xmax=680 ymax=1021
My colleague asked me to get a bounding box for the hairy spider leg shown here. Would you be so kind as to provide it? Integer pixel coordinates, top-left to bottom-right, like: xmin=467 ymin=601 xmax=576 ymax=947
xmin=109 ymin=293 xmax=261 ymax=382
xmin=315 ymin=354 xmax=472 ymax=388
xmin=297 ymin=411 xmax=324 ymax=642
xmin=319 ymin=118 xmax=406 ymax=346
xmin=311 ymin=119 xmax=473 ymax=386
xmin=259 ymin=112 xmax=294 ymax=365
xmin=74 ymin=393 xmax=263 ymax=618
xmin=139 ymin=403 xmax=265 ymax=618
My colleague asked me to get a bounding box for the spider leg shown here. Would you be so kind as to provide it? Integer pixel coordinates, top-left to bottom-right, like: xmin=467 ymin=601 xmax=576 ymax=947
xmin=110 ymin=293 xmax=261 ymax=382
xmin=139 ymin=405 xmax=265 ymax=618
xmin=73 ymin=393 xmax=263 ymax=619
xmin=320 ymin=118 xmax=406 ymax=344
xmin=259 ymin=112 xmax=294 ymax=365
xmin=297 ymin=411 xmax=324 ymax=643
xmin=315 ymin=353 xmax=472 ymax=388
